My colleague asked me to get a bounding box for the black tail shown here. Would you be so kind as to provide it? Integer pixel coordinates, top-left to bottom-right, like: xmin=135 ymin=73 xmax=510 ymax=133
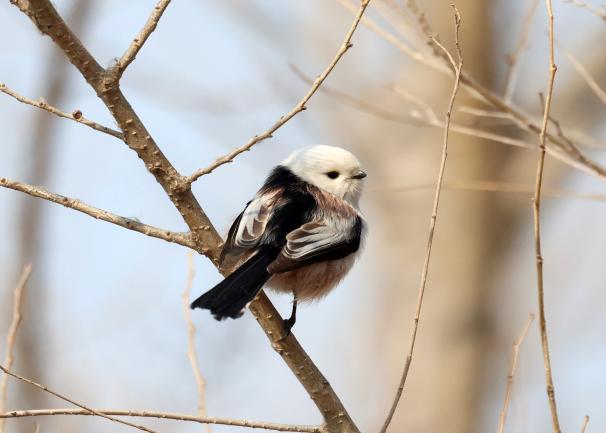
xmin=190 ymin=250 xmax=275 ymax=320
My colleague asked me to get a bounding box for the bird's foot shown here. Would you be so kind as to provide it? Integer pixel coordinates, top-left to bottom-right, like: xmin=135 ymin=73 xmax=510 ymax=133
xmin=282 ymin=316 xmax=296 ymax=337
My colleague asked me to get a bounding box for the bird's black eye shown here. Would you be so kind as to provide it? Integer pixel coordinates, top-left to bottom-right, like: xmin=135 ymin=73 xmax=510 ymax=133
xmin=326 ymin=171 xmax=339 ymax=179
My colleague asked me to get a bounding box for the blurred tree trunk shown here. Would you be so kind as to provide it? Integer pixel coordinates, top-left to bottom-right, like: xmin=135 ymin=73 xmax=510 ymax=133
xmin=13 ymin=0 xmax=92 ymax=414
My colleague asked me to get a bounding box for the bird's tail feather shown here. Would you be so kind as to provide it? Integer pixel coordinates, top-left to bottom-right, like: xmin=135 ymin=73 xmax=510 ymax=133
xmin=190 ymin=250 xmax=275 ymax=320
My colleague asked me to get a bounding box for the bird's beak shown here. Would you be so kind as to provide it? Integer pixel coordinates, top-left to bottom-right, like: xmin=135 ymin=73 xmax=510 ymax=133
xmin=351 ymin=169 xmax=367 ymax=180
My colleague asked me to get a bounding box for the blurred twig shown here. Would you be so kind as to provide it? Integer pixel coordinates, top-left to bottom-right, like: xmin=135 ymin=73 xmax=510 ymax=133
xmin=0 ymin=409 xmax=321 ymax=433
xmin=497 ymin=314 xmax=534 ymax=433
xmin=181 ymin=254 xmax=210 ymax=433
xmin=0 ymin=177 xmax=195 ymax=249
xmin=184 ymin=0 xmax=372 ymax=184
xmin=0 ymin=365 xmax=161 ymax=433
xmin=384 ymin=179 xmax=606 ymax=202
xmin=560 ymin=45 xmax=606 ymax=104
xmin=502 ymin=0 xmax=540 ymax=101
xmin=292 ymin=64 xmax=604 ymax=178
xmin=0 ymin=266 xmax=33 ymax=433
xmin=0 ymin=83 xmax=123 ymax=139
xmin=336 ymin=0 xmax=606 ymax=180
xmin=379 ymin=7 xmax=463 ymax=433
xmin=564 ymin=0 xmax=606 ymax=22
xmin=533 ymin=2 xmax=562 ymax=433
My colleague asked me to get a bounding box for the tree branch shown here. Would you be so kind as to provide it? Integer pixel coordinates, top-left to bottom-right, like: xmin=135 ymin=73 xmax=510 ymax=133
xmin=0 ymin=409 xmax=321 ymax=433
xmin=184 ymin=0 xmax=372 ymax=184
xmin=0 ymin=365 xmax=159 ymax=433
xmin=0 ymin=266 xmax=32 ymax=433
xmin=379 ymin=7 xmax=463 ymax=433
xmin=0 ymin=177 xmax=195 ymax=249
xmin=11 ymin=2 xmax=370 ymax=432
xmin=533 ymin=2 xmax=562 ymax=433
xmin=0 ymin=83 xmax=123 ymax=139
xmin=107 ymin=0 xmax=173 ymax=83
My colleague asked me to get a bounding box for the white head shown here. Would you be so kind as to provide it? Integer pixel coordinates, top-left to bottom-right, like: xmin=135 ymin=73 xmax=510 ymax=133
xmin=282 ymin=145 xmax=366 ymax=206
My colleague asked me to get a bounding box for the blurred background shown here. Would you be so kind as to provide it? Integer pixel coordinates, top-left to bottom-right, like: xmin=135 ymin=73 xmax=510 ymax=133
xmin=1 ymin=1 xmax=606 ymax=432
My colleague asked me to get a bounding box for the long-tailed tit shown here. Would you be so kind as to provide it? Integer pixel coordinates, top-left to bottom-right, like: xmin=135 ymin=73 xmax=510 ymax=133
xmin=191 ymin=145 xmax=366 ymax=331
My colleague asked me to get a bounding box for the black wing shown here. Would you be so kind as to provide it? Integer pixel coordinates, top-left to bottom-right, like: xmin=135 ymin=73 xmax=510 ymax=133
xmin=267 ymin=216 xmax=363 ymax=274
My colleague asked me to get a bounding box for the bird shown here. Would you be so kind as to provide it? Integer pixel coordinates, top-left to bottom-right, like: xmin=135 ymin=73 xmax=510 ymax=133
xmin=190 ymin=145 xmax=367 ymax=332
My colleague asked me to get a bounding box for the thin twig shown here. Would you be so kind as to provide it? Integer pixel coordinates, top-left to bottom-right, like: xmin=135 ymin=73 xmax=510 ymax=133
xmin=533 ymin=2 xmax=562 ymax=433
xmin=184 ymin=0 xmax=372 ymax=184
xmin=379 ymin=7 xmax=463 ymax=433
xmin=0 ymin=177 xmax=194 ymax=249
xmin=0 ymin=83 xmax=123 ymax=139
xmin=181 ymin=253 xmax=210 ymax=433
xmin=502 ymin=0 xmax=541 ymax=101
xmin=109 ymin=0 xmax=173 ymax=82
xmin=0 ymin=266 xmax=33 ymax=433
xmin=564 ymin=0 xmax=606 ymax=22
xmin=497 ymin=314 xmax=535 ymax=433
xmin=0 ymin=409 xmax=321 ymax=433
xmin=579 ymin=415 xmax=590 ymax=433
xmin=384 ymin=179 xmax=606 ymax=202
xmin=0 ymin=366 xmax=160 ymax=433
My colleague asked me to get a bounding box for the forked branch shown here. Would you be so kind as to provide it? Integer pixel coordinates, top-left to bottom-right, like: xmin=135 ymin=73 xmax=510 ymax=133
xmin=9 ymin=1 xmax=371 ymax=432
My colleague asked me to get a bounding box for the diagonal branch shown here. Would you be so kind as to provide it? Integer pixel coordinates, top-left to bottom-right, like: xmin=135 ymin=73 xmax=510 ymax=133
xmin=379 ymin=7 xmax=463 ymax=433
xmin=533 ymin=2 xmax=562 ymax=433
xmin=560 ymin=45 xmax=606 ymax=105
xmin=184 ymin=0 xmax=372 ymax=184
xmin=0 ymin=365 xmax=160 ymax=433
xmin=12 ymin=2 xmax=371 ymax=432
xmin=564 ymin=0 xmax=606 ymax=22
xmin=0 ymin=83 xmax=123 ymax=139
xmin=0 ymin=177 xmax=195 ymax=249
xmin=108 ymin=0 xmax=173 ymax=83
xmin=0 ymin=409 xmax=321 ymax=433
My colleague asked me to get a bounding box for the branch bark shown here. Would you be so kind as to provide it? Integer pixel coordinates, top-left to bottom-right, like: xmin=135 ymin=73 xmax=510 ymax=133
xmin=0 ymin=177 xmax=195 ymax=249
xmin=0 ymin=409 xmax=321 ymax=433
xmin=0 ymin=83 xmax=123 ymax=139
